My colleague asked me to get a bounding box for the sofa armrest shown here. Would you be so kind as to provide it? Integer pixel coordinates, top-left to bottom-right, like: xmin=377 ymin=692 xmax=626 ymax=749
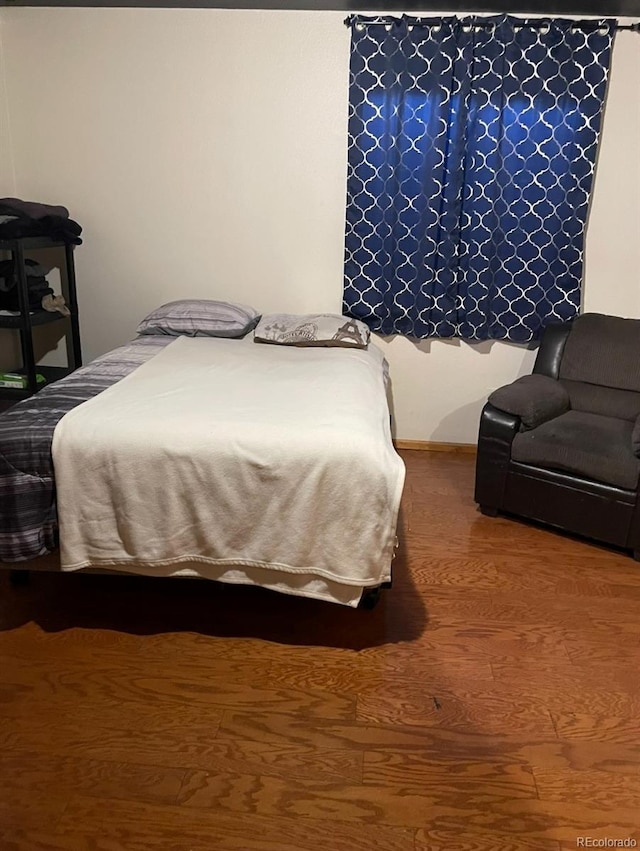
xmin=474 ymin=403 xmax=521 ymax=512
xmin=488 ymin=374 xmax=569 ymax=430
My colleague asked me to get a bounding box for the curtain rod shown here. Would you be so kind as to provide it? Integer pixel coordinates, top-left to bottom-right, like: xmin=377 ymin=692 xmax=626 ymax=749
xmin=343 ymin=15 xmax=640 ymax=31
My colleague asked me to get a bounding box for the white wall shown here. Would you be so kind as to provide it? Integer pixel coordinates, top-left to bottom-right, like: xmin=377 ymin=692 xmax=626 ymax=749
xmin=0 ymin=9 xmax=638 ymax=441
xmin=0 ymin=18 xmax=19 ymax=370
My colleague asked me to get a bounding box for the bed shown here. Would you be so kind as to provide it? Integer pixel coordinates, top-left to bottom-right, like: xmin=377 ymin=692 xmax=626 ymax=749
xmin=0 ymin=303 xmax=405 ymax=607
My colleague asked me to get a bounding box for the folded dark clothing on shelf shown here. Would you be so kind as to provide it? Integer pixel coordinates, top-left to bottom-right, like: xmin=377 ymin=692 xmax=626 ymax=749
xmin=0 ymin=280 xmax=54 ymax=311
xmin=0 ymin=215 xmax=82 ymax=245
xmin=0 ymin=197 xmax=70 ymax=220
xmin=0 ymin=258 xmax=50 ymax=283
xmin=0 ymin=276 xmax=48 ymax=294
xmin=0 ymin=258 xmax=54 ymax=310
xmin=24 ymin=260 xmax=50 ymax=277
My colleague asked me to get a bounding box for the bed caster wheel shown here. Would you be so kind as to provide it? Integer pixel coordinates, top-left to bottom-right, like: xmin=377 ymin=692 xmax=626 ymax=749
xmin=480 ymin=505 xmax=499 ymax=517
xmin=360 ymin=587 xmax=381 ymax=610
xmin=9 ymin=570 xmax=30 ymax=587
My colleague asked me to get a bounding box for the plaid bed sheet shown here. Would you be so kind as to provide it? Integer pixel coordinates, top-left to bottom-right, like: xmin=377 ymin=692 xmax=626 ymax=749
xmin=0 ymin=336 xmax=172 ymax=562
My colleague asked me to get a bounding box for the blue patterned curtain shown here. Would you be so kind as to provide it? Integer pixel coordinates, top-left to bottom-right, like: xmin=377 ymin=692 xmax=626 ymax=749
xmin=343 ymin=15 xmax=615 ymax=342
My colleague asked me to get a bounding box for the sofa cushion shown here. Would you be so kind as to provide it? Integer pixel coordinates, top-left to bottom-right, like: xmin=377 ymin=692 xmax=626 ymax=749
xmin=560 ymin=379 xmax=640 ymax=422
xmin=489 ymin=375 xmax=569 ymax=429
xmin=559 ymin=313 xmax=640 ymax=393
xmin=512 ymin=411 xmax=640 ymax=490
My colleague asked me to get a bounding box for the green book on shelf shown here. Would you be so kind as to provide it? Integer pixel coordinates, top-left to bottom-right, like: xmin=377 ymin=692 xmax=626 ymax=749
xmin=0 ymin=372 xmax=46 ymax=389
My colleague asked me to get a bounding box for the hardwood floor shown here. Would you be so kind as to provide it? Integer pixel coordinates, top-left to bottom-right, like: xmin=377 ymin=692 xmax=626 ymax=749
xmin=0 ymin=449 xmax=639 ymax=850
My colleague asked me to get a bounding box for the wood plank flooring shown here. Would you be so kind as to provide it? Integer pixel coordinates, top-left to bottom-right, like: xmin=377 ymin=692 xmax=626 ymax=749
xmin=0 ymin=449 xmax=639 ymax=850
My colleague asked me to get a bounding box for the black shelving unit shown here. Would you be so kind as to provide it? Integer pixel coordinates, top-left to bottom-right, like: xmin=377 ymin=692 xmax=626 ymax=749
xmin=0 ymin=236 xmax=82 ymax=400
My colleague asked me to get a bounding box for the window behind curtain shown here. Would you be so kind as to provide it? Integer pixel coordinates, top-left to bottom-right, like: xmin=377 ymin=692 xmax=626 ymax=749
xmin=343 ymin=15 xmax=615 ymax=342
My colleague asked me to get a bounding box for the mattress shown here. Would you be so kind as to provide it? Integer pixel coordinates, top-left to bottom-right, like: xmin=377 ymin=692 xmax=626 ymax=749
xmin=52 ymin=336 xmax=405 ymax=606
xmin=1 ymin=334 xmax=405 ymax=607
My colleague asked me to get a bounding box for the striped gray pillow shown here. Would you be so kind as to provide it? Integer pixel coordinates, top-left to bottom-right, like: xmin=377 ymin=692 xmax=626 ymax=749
xmin=136 ymin=300 xmax=260 ymax=338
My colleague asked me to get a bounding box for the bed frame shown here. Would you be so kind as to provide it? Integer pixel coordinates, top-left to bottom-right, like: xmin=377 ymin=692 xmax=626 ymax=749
xmin=4 ymin=559 xmax=390 ymax=609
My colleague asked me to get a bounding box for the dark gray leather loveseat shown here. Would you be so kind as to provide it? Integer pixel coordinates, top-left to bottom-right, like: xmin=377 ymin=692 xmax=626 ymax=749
xmin=474 ymin=313 xmax=640 ymax=557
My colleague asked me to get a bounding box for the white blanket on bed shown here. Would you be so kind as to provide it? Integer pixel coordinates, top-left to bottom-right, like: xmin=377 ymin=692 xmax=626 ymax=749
xmin=52 ymin=336 xmax=405 ymax=596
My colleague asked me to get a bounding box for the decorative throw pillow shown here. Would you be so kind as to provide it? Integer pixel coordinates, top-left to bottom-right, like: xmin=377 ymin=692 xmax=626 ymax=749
xmin=254 ymin=313 xmax=370 ymax=348
xmin=136 ymin=299 xmax=260 ymax=338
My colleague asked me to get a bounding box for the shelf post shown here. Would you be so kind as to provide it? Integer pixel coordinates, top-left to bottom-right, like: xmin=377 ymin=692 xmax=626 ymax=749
xmin=64 ymin=242 xmax=82 ymax=368
xmin=13 ymin=240 xmax=38 ymax=394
